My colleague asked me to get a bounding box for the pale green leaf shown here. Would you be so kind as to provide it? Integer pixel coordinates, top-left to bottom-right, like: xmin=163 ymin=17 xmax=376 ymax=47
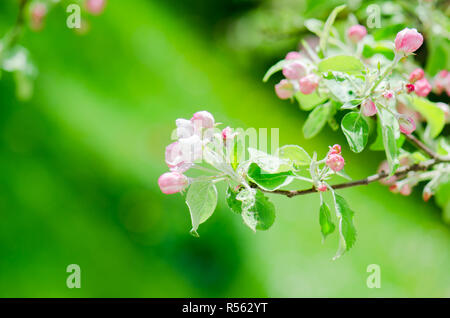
xmin=241 ymin=190 xmax=276 ymax=231
xmin=333 ymin=193 xmax=356 ymax=260
xmin=294 ymin=91 xmax=328 ymax=110
xmin=319 ymin=5 xmax=347 ymax=56
xmin=341 ymin=112 xmax=369 ymax=153
xmin=303 ymin=102 xmax=330 ymax=139
xmin=411 ymin=97 xmax=445 ymax=138
xmin=263 ymin=59 xmax=289 ymax=82
xmin=186 ymin=181 xmax=218 ymax=237
xmin=226 ymin=186 xmax=242 ymax=214
xmin=276 ymin=145 xmax=311 ymax=168
xmin=319 ymin=202 xmax=335 ymax=240
xmin=318 ymin=55 xmax=364 ymax=75
xmin=378 ymin=108 xmax=400 ymax=174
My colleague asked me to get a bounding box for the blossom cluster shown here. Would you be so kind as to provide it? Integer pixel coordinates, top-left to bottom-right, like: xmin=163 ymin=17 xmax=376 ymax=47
xmin=274 ymin=52 xmax=320 ymax=99
xmin=159 ymin=111 xmax=217 ymax=194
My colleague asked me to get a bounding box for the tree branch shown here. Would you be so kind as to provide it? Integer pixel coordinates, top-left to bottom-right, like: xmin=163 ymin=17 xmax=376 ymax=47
xmin=1 ymin=0 xmax=29 ymax=52
xmin=253 ymin=157 xmax=447 ymax=198
xmin=403 ymin=133 xmax=450 ymax=161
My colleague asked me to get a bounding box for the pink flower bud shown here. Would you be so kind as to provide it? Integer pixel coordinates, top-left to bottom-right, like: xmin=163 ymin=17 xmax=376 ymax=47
xmin=282 ymin=61 xmax=307 ymax=80
xmin=158 ymin=172 xmax=188 ymax=194
xmin=165 ymin=141 xmax=187 ymax=171
xmin=408 ymin=68 xmax=424 ymax=83
xmin=399 ymin=156 xmax=411 ymax=167
xmin=398 ymin=116 xmax=416 ymax=135
xmin=396 ymin=102 xmax=421 ymax=123
xmin=433 ymin=70 xmax=450 ymax=95
xmin=382 ymin=90 xmax=394 ymax=99
xmin=326 ymin=154 xmax=345 ymax=172
xmin=221 ymin=126 xmax=236 ymax=141
xmin=86 ymin=0 xmax=106 ymax=15
xmin=436 ymin=102 xmax=450 ymax=123
xmin=191 ymin=111 xmax=215 ymax=129
xmin=30 ymin=3 xmax=47 ymax=31
xmin=414 ymin=78 xmax=432 ymax=97
xmin=395 ymin=28 xmax=423 ymax=54
xmin=405 ymin=83 xmax=415 ymax=93
xmin=176 ymin=118 xmax=195 ymax=139
xmin=399 ymin=184 xmax=412 ymax=196
xmin=347 ymin=24 xmax=367 ymax=43
xmin=275 ymin=79 xmax=295 ymax=99
xmin=423 ymin=190 xmax=432 ymax=202
xmin=285 ymin=51 xmax=302 ymax=60
xmin=328 ymin=144 xmax=341 ymax=155
xmin=361 ymin=98 xmax=377 ymax=116
xmin=317 ymin=183 xmax=327 ymax=192
xmin=389 ymin=184 xmax=399 ymax=193
xmin=299 ymin=74 xmax=319 ymax=95
xmin=378 ymin=160 xmax=397 ymax=185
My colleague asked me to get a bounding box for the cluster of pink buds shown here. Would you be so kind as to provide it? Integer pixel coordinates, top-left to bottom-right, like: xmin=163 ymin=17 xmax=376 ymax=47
xmin=407 ymin=68 xmax=431 ymax=97
xmin=158 ymin=111 xmax=216 ymax=194
xmin=326 ymin=144 xmax=345 ymax=172
xmin=377 ymin=158 xmax=438 ymax=201
xmin=275 ymin=52 xmax=319 ymax=99
xmin=378 ymin=160 xmax=412 ymax=196
xmin=347 ymin=24 xmax=367 ymax=43
xmin=389 ymin=183 xmax=412 ymax=196
xmin=433 ymin=70 xmax=450 ymax=97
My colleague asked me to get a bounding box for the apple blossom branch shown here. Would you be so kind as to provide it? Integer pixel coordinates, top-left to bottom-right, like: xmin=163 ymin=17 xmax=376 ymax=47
xmin=252 ymin=156 xmax=448 ymax=198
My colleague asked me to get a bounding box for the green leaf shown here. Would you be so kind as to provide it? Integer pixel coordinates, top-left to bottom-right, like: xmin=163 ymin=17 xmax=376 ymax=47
xmin=276 ymin=145 xmax=311 ymax=169
xmin=341 ymin=112 xmax=369 ymax=153
xmin=185 ymin=181 xmax=218 ymax=237
xmin=228 ymin=137 xmax=243 ymax=171
xmin=333 ymin=193 xmax=356 ymax=260
xmin=263 ymin=59 xmax=289 ymax=82
xmin=303 ymin=102 xmax=330 ymax=139
xmin=294 ymin=91 xmax=327 ymax=111
xmin=378 ymin=108 xmax=400 ymax=174
xmin=323 ymin=78 xmax=359 ymax=103
xmin=362 ymin=44 xmax=395 ymax=60
xmin=426 ymin=37 xmax=450 ymax=76
xmin=247 ymin=163 xmax=293 ymax=191
xmin=304 ymin=18 xmax=324 ymax=37
xmin=318 ymin=55 xmax=365 ymax=75
xmin=370 ymin=121 xmax=405 ymax=151
xmin=435 ymin=181 xmax=450 ymax=224
xmin=319 ymin=202 xmax=335 ymax=240
xmin=242 ymin=190 xmax=276 ymax=231
xmin=411 ymin=97 xmax=445 ymax=138
xmin=319 ymin=5 xmax=346 ymax=56
xmin=372 ymin=23 xmax=406 ymax=41
xmin=248 ymin=148 xmax=290 ymax=173
xmin=226 ymin=186 xmax=242 ymax=214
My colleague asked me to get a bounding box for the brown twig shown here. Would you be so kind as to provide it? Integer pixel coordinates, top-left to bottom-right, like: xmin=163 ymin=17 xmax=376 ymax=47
xmin=403 ymin=133 xmax=449 ymax=161
xmin=1 ymin=0 xmax=29 ymax=51
xmin=252 ymin=157 xmax=447 ymax=198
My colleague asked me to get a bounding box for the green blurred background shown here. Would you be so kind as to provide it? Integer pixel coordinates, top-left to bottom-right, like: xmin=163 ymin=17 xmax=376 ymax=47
xmin=0 ymin=0 xmax=449 ymax=297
